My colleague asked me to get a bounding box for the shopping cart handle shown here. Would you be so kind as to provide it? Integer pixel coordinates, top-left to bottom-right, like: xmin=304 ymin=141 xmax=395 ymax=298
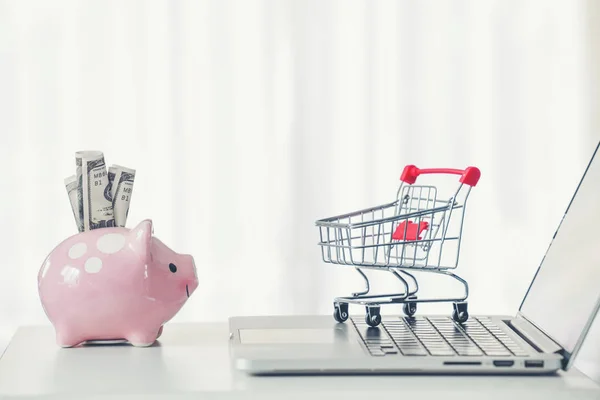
xmin=400 ymin=165 xmax=481 ymax=186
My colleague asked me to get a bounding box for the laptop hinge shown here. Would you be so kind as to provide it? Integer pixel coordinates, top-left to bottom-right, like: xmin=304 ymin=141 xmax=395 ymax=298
xmin=510 ymin=314 xmax=563 ymax=354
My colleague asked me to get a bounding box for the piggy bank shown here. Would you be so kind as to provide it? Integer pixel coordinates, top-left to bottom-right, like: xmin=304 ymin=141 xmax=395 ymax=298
xmin=37 ymin=219 xmax=198 ymax=347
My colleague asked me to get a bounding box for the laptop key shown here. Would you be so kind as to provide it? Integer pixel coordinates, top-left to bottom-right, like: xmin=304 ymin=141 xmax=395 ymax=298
xmin=428 ymin=349 xmax=456 ymax=356
xmin=393 ymin=337 xmax=420 ymax=342
xmin=366 ymin=340 xmax=393 ymax=345
xmin=422 ymin=345 xmax=453 ymax=351
xmin=393 ymin=337 xmax=419 ymax=342
xmin=468 ymin=334 xmax=496 ymax=339
xmin=478 ymin=345 xmax=508 ymax=352
xmin=452 ymin=345 xmax=480 ymax=351
xmin=455 ymin=349 xmax=483 ymax=355
xmin=456 ymin=348 xmax=484 ymax=356
xmin=395 ymin=341 xmax=422 ymax=347
xmin=447 ymin=338 xmax=470 ymax=343
xmin=485 ymin=350 xmax=512 ymax=356
xmin=395 ymin=340 xmax=424 ymax=346
xmin=397 ymin=345 xmax=424 ymax=350
xmin=367 ymin=343 xmax=394 ymax=348
xmin=401 ymin=349 xmax=428 ymax=356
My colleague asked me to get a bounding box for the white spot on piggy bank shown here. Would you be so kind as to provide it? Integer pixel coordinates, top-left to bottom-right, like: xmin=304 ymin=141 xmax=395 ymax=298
xmin=84 ymin=257 xmax=103 ymax=273
xmin=37 ymin=219 xmax=199 ymax=348
xmin=68 ymin=243 xmax=87 ymax=259
xmin=96 ymin=233 xmax=126 ymax=254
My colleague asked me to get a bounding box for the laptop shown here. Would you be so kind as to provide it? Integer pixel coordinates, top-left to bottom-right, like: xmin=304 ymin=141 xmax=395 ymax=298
xmin=229 ymin=142 xmax=600 ymax=375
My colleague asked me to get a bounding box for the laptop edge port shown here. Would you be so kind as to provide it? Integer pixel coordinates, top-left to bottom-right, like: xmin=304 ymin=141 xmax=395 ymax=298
xmin=443 ymin=361 xmax=482 ymax=366
xmin=525 ymin=360 xmax=544 ymax=368
xmin=493 ymin=360 xmax=514 ymax=367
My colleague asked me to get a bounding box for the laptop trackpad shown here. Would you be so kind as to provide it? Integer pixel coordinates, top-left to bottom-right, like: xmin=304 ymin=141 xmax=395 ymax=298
xmin=230 ymin=316 xmax=369 ymax=361
xmin=239 ymin=328 xmax=342 ymax=344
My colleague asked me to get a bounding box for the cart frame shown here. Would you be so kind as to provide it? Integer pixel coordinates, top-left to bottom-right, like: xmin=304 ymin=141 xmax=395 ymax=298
xmin=315 ymin=165 xmax=480 ymax=327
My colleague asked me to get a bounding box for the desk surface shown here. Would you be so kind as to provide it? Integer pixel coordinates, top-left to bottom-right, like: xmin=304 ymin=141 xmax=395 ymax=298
xmin=0 ymin=322 xmax=599 ymax=400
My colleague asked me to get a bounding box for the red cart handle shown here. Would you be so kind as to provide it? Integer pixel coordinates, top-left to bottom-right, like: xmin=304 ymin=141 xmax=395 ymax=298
xmin=400 ymin=165 xmax=481 ymax=187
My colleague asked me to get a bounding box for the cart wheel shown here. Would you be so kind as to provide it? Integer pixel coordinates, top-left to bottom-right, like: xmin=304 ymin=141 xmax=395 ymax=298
xmin=452 ymin=302 xmax=469 ymax=324
xmin=403 ymin=302 xmax=417 ymax=317
xmin=333 ymin=302 xmax=349 ymax=323
xmin=365 ymin=306 xmax=382 ymax=327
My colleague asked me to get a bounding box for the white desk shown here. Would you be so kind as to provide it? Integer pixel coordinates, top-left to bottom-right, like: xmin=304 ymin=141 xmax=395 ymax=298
xmin=0 ymin=322 xmax=599 ymax=400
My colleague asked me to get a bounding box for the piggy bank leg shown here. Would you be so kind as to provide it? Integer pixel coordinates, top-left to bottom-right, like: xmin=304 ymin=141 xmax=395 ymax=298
xmin=157 ymin=325 xmax=164 ymax=339
xmin=55 ymin=327 xmax=85 ymax=348
xmin=126 ymin=329 xmax=159 ymax=347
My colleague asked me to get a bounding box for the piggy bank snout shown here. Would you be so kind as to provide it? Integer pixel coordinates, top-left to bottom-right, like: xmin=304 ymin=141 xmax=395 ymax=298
xmin=184 ymin=254 xmax=199 ymax=296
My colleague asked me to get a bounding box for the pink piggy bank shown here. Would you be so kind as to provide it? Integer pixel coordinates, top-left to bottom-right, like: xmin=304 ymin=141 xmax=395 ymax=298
xmin=37 ymin=219 xmax=198 ymax=347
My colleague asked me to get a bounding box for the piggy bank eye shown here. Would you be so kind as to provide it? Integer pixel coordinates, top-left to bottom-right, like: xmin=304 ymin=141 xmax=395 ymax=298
xmin=169 ymin=263 xmax=177 ymax=273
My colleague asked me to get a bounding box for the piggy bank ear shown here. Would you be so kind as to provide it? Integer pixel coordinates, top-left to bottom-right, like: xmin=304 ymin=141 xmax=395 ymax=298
xmin=129 ymin=219 xmax=153 ymax=261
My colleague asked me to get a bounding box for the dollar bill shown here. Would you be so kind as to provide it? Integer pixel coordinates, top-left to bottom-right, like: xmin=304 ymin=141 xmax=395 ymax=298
xmin=107 ymin=167 xmax=116 ymax=196
xmin=75 ymin=151 xmax=115 ymax=231
xmin=108 ymin=164 xmax=136 ymax=227
xmin=64 ymin=175 xmax=83 ymax=232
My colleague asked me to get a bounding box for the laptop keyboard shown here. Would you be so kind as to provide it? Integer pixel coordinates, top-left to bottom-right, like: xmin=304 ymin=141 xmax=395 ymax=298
xmin=352 ymin=316 xmax=530 ymax=357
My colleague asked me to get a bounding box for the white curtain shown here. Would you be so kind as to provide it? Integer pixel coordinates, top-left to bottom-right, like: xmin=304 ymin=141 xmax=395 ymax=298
xmin=1 ymin=0 xmax=599 ymax=378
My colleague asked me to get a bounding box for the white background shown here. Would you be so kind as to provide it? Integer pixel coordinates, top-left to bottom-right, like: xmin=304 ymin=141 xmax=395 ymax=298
xmin=0 ymin=0 xmax=599 ymax=379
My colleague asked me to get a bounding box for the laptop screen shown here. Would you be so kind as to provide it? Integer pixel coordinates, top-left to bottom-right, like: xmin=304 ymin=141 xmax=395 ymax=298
xmin=520 ymin=142 xmax=600 ymax=355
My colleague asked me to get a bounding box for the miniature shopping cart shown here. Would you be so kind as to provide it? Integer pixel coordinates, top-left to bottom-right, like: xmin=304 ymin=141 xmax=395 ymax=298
xmin=315 ymin=165 xmax=480 ymax=327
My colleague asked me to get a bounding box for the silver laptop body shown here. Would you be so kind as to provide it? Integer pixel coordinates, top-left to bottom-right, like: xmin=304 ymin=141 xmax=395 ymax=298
xmin=229 ymin=142 xmax=600 ymax=375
